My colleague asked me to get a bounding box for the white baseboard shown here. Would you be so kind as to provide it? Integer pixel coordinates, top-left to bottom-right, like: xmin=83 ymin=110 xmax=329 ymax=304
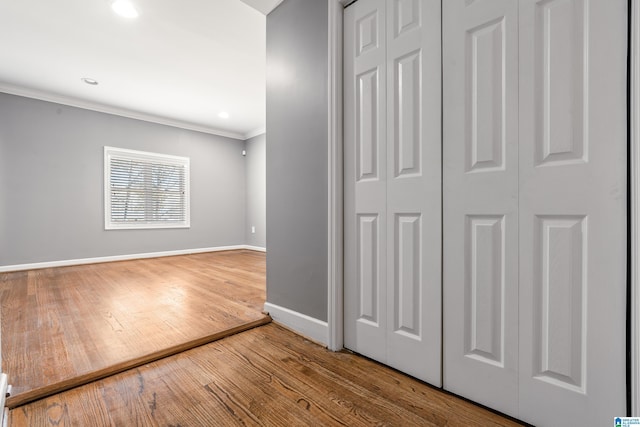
xmin=0 ymin=245 xmax=265 ymax=273
xmin=263 ymin=302 xmax=328 ymax=346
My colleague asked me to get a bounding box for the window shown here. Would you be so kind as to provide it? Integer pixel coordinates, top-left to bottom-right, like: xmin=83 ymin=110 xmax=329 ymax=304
xmin=104 ymin=146 xmax=190 ymax=229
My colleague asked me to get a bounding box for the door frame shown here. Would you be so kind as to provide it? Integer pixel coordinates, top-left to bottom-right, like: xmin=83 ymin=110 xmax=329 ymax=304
xmin=631 ymin=0 xmax=640 ymax=415
xmin=327 ymin=0 xmax=350 ymax=351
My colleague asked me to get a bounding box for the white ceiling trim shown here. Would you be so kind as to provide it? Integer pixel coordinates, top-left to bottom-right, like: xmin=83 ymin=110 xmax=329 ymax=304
xmin=239 ymin=0 xmax=284 ymax=15
xmin=0 ymin=83 xmax=246 ymax=141
xmin=244 ymin=126 xmax=266 ymax=140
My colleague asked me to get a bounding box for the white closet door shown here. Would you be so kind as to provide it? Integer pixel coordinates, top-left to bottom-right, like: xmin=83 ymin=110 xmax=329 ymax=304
xmin=345 ymin=0 xmax=388 ymax=364
xmin=518 ymin=0 xmax=627 ymax=425
xmin=385 ymin=0 xmax=442 ymax=384
xmin=344 ymin=0 xmax=442 ymax=385
xmin=443 ymin=0 xmax=520 ymax=417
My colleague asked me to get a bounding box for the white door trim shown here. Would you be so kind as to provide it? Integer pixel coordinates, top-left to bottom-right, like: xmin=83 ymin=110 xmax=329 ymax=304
xmin=327 ymin=0 xmax=347 ymax=351
xmin=631 ymin=0 xmax=640 ymax=415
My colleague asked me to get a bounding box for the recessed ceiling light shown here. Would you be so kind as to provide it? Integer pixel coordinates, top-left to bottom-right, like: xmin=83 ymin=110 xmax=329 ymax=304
xmin=218 ymin=112 xmax=230 ymax=119
xmin=81 ymin=77 xmax=99 ymax=86
xmin=112 ymin=0 xmax=139 ymax=19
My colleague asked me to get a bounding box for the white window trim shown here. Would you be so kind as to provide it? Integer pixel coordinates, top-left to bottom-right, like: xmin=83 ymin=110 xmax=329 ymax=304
xmin=104 ymin=146 xmax=191 ymax=230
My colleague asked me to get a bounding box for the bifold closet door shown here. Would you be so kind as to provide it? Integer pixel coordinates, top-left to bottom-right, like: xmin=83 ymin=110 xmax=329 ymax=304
xmin=517 ymin=0 xmax=627 ymax=425
xmin=442 ymin=0 xmax=520 ymax=417
xmin=444 ymin=0 xmax=627 ymax=425
xmin=344 ymin=0 xmax=442 ymax=385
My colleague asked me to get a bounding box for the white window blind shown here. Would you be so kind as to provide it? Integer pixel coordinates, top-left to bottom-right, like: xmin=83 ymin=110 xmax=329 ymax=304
xmin=104 ymin=146 xmax=190 ymax=229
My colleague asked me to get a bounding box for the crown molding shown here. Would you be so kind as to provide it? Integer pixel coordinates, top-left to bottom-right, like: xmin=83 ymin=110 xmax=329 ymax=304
xmin=244 ymin=127 xmax=266 ymax=140
xmin=239 ymin=0 xmax=284 ymax=15
xmin=0 ymin=83 xmax=248 ymax=140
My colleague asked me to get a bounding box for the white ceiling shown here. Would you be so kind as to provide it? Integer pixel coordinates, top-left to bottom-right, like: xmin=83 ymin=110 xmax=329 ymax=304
xmin=0 ymin=0 xmax=274 ymax=140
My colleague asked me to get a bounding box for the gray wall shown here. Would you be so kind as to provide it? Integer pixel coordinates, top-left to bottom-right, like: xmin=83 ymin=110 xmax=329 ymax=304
xmin=0 ymin=118 xmax=5 ymax=257
xmin=244 ymin=133 xmax=266 ymax=248
xmin=266 ymin=0 xmax=328 ymax=321
xmin=0 ymin=93 xmax=247 ymax=266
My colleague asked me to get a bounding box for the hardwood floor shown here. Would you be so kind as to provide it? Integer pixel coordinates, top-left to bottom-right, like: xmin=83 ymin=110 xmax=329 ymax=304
xmin=2 ymin=250 xmax=524 ymax=425
xmin=0 ymin=250 xmax=269 ymax=408
xmin=9 ymin=323 xmax=523 ymax=426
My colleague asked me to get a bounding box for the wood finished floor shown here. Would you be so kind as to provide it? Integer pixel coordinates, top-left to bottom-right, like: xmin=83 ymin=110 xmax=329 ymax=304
xmin=0 ymin=250 xmax=269 ymax=408
xmin=9 ymin=323 xmax=523 ymax=427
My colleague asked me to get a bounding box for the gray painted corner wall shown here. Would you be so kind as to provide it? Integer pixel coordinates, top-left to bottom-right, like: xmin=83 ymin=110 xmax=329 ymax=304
xmin=245 ymin=133 xmax=266 ymax=248
xmin=0 ymin=120 xmax=5 ymax=254
xmin=266 ymin=0 xmax=329 ymax=321
xmin=0 ymin=92 xmax=247 ymax=266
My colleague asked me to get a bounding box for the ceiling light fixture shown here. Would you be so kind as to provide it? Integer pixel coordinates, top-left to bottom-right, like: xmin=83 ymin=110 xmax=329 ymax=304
xmin=111 ymin=0 xmax=139 ymax=19
xmin=81 ymin=77 xmax=99 ymax=86
xmin=218 ymin=112 xmax=230 ymax=119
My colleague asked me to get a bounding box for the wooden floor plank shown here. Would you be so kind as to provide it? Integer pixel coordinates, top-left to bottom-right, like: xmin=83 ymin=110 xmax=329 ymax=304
xmin=0 ymin=250 xmax=269 ymax=408
xmin=10 ymin=323 xmax=524 ymax=426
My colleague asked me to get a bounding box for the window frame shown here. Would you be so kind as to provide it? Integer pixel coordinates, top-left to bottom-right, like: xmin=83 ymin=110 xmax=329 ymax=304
xmin=104 ymin=146 xmax=191 ymax=230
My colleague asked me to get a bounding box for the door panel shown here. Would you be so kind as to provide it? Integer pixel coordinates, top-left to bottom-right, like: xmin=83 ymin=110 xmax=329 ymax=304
xmin=465 ymin=214 xmax=505 ymax=365
xmin=357 ymin=214 xmax=380 ymax=324
xmin=345 ymin=0 xmax=442 ymax=385
xmin=443 ymin=0 xmax=520 ymax=416
xmin=385 ymin=0 xmax=442 ymax=385
xmin=518 ymin=0 xmax=627 ymax=425
xmin=345 ymin=0 xmax=388 ymax=364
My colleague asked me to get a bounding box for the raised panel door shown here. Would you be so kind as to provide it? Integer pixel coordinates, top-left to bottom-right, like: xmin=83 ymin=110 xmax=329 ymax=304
xmin=345 ymin=0 xmax=388 ymax=363
xmin=518 ymin=0 xmax=627 ymax=425
xmin=385 ymin=0 xmax=442 ymax=385
xmin=443 ymin=0 xmax=520 ymax=417
xmin=344 ymin=0 xmax=442 ymax=385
